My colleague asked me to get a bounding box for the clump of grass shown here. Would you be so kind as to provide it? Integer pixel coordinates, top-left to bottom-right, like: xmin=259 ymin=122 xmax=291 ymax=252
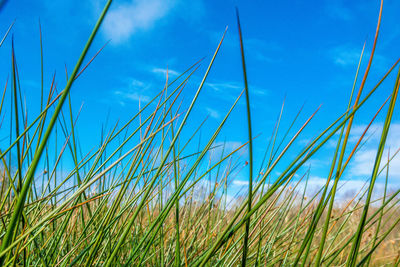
xmin=1 ymin=0 xmax=400 ymax=266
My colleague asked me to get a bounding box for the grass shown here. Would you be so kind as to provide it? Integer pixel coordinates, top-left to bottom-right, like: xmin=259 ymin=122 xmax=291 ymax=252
xmin=1 ymin=0 xmax=400 ymax=266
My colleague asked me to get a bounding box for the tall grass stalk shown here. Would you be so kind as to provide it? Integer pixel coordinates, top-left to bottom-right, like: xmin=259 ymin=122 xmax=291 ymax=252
xmin=236 ymin=8 xmax=254 ymax=267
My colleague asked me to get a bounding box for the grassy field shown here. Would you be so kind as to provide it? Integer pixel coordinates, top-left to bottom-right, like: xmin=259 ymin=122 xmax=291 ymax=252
xmin=1 ymin=0 xmax=400 ymax=266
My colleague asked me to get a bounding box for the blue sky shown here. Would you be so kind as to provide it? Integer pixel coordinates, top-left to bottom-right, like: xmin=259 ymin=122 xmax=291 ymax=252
xmin=1 ymin=0 xmax=400 ymax=200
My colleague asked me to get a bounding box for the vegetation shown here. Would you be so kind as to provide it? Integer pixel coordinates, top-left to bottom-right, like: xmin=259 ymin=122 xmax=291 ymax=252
xmin=1 ymin=0 xmax=400 ymax=265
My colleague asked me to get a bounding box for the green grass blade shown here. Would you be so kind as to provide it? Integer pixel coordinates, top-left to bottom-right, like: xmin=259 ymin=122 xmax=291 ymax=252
xmin=236 ymin=8 xmax=254 ymax=267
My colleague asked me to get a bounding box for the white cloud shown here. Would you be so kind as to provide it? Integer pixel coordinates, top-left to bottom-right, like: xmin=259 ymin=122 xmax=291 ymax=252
xmin=294 ymin=176 xmax=397 ymax=203
xmin=114 ymin=78 xmax=151 ymax=105
xmin=246 ymin=38 xmax=282 ymax=64
xmin=102 ymin=0 xmax=177 ymax=44
xmin=210 ymin=141 xmax=246 ymax=162
xmin=207 ymin=82 xmax=242 ymax=92
xmin=348 ymin=123 xmax=382 ymax=144
xmin=213 ymin=141 xmax=245 ymax=154
xmin=206 ymin=81 xmax=267 ymax=98
xmin=205 ymin=107 xmax=220 ymax=119
xmin=232 ymin=180 xmax=249 ymax=187
xmin=115 ymin=90 xmax=150 ymax=103
xmin=349 ymin=148 xmax=400 ymax=177
xmin=329 ymin=45 xmax=388 ymax=70
xmin=348 ymin=123 xmax=400 ymax=177
xmin=152 ymin=67 xmax=179 ymax=77
xmin=325 ymin=1 xmax=353 ymax=21
xmin=330 ymin=46 xmax=362 ymax=67
xmin=349 ymin=123 xmax=400 ymax=147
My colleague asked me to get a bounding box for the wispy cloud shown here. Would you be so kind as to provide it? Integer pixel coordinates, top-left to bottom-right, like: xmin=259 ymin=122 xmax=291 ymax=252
xmin=232 ymin=180 xmax=249 ymax=187
xmin=324 ymin=0 xmax=353 ymax=21
xmin=213 ymin=141 xmax=244 ymax=153
xmin=349 ymin=123 xmax=400 ymax=148
xmin=348 ymin=123 xmax=400 ymax=177
xmin=114 ymin=78 xmax=151 ymax=105
xmin=301 ymin=176 xmax=367 ymax=200
xmin=207 ymin=82 xmax=242 ymax=92
xmin=102 ymin=0 xmax=177 ymax=44
xmin=207 ymin=81 xmax=267 ymax=96
xmin=152 ymin=67 xmax=179 ymax=77
xmin=210 ymin=140 xmax=246 ymax=162
xmin=114 ymin=91 xmax=150 ymax=103
xmin=210 ymin=33 xmax=282 ymax=64
xmin=329 ymin=45 xmax=388 ymax=70
xmin=294 ymin=176 xmax=399 ymax=202
xmin=205 ymin=107 xmax=220 ymax=119
xmin=329 ymin=46 xmax=362 ymax=67
xmin=205 ymin=81 xmax=243 ymax=103
xmin=246 ymin=38 xmax=282 ymax=63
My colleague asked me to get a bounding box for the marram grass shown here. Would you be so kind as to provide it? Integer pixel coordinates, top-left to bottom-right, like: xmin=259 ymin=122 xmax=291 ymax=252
xmin=1 ymin=0 xmax=400 ymax=266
